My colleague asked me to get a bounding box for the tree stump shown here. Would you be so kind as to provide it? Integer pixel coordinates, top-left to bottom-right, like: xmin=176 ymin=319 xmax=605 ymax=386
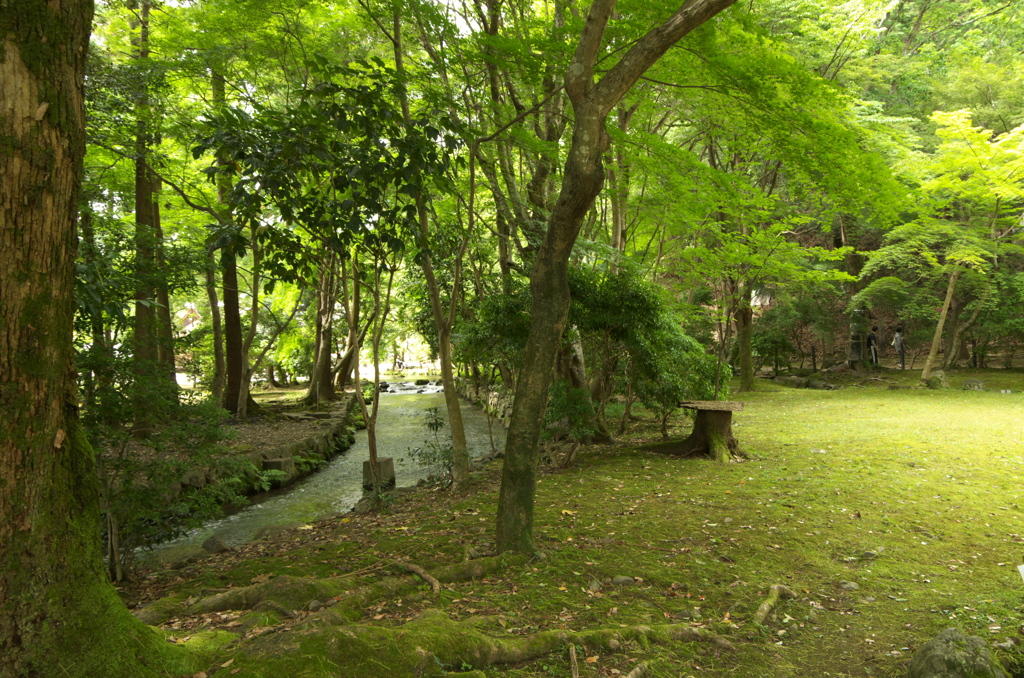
xmin=646 ymin=401 xmax=744 ymax=463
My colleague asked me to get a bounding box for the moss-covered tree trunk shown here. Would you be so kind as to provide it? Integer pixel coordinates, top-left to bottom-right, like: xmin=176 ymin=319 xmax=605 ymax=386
xmin=0 ymin=4 xmax=190 ymax=676
xmin=496 ymin=0 xmax=738 ymax=554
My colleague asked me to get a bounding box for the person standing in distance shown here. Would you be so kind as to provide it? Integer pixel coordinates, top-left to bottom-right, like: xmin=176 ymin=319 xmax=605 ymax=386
xmin=891 ymin=326 xmax=905 ymax=369
xmin=867 ymin=326 xmax=879 ymax=366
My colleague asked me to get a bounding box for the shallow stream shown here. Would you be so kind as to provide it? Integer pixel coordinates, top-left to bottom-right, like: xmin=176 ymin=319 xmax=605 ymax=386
xmin=148 ymin=387 xmax=501 ymax=560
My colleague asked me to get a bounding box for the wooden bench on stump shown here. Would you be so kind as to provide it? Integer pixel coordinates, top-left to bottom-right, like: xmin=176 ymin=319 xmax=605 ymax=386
xmin=644 ymin=400 xmax=744 ymax=462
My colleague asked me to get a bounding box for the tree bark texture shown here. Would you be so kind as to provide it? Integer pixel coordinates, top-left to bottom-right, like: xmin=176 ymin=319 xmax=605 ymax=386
xmin=735 ymin=302 xmax=754 ymax=392
xmin=0 ymin=3 xmax=189 ymax=676
xmin=496 ymin=0 xmax=737 ymax=554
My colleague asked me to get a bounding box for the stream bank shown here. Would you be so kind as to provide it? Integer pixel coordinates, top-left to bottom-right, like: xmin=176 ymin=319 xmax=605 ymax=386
xmin=147 ymin=387 xmax=503 ymax=565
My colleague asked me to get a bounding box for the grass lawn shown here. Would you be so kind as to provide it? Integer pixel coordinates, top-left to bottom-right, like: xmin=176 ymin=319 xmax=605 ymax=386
xmin=130 ymin=368 xmax=1024 ymax=677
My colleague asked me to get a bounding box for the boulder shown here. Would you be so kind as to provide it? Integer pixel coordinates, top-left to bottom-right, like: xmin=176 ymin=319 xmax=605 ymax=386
xmin=202 ymin=535 xmax=230 ymax=554
xmin=926 ymin=370 xmax=951 ymax=389
xmin=962 ymin=380 xmax=985 ymax=391
xmin=907 ymin=628 xmax=1006 ymax=678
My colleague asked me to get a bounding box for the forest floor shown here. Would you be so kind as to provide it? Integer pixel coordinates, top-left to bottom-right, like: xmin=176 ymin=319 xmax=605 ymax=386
xmin=123 ymin=367 xmax=1024 ymax=678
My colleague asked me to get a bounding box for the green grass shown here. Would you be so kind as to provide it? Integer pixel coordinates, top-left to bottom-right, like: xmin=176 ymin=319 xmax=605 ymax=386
xmin=130 ymin=368 xmax=1024 ymax=678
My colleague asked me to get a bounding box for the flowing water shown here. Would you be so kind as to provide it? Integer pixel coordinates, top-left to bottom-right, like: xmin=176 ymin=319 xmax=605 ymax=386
xmin=148 ymin=386 xmax=501 ymax=560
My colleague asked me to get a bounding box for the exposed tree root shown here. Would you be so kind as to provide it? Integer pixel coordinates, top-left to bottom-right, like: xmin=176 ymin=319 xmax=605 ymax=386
xmin=235 ymin=608 xmax=734 ymax=677
xmin=136 ymin=555 xmax=523 ymax=626
xmin=395 ymin=560 xmax=441 ymax=594
xmin=751 ymin=584 xmax=797 ymax=625
xmin=626 ymin=663 xmax=649 ymax=678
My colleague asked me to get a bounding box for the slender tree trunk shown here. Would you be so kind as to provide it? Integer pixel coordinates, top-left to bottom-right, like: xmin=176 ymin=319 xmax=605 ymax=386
xmin=944 ymin=292 xmax=985 ymax=370
xmin=204 ymin=251 xmax=226 ymax=401
xmin=922 ymin=268 xmax=962 ymax=382
xmin=735 ymin=296 xmax=754 ymax=392
xmin=496 ymin=0 xmax=737 ymax=553
xmin=221 ymin=250 xmax=245 ymax=414
xmin=236 ymin=227 xmax=262 ymax=419
xmin=210 ymin=71 xmax=245 ymax=415
xmin=130 ymin=0 xmax=161 ymax=436
xmin=79 ymin=208 xmax=113 ymax=413
xmin=304 ymin=255 xmax=338 ymax=406
xmin=0 ymin=3 xmax=190 ymax=675
xmin=152 ymin=174 xmax=178 ymax=391
xmin=608 ymin=103 xmax=638 ymax=268
xmin=391 ymin=9 xmax=471 ymax=489
xmin=351 ymin=251 xmax=399 ymax=500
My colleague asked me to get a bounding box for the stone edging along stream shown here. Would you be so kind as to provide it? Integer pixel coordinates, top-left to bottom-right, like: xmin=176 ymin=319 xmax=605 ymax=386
xmin=456 ymin=380 xmax=514 ymax=426
xmin=178 ymin=395 xmax=360 ymax=497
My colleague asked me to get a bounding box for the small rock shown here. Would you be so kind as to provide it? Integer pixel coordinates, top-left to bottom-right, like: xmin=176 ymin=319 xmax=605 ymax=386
xmin=588 ymin=579 xmax=602 ymax=592
xmin=962 ymin=380 xmax=985 ymax=391
xmin=608 ymin=638 xmax=621 ymax=650
xmin=862 ymin=596 xmax=876 ymax=603
xmin=202 ymin=535 xmax=230 ymax=554
xmin=674 ymin=609 xmax=693 ymax=619
xmin=994 ymin=638 xmax=1015 ymax=650
xmin=612 ymin=576 xmax=636 ymax=586
xmin=908 ymin=628 xmax=1007 ymax=678
xmin=307 ymin=599 xmax=322 ymax=612
xmin=839 ymin=581 xmax=859 ymax=591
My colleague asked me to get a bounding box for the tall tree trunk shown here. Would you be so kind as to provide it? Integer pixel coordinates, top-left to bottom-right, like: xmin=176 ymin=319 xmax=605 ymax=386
xmin=608 ymin=103 xmax=638 ymax=267
xmin=204 ymin=250 xmax=226 ymax=401
xmin=496 ymin=0 xmax=738 ymax=554
xmin=221 ymin=249 xmax=245 ymax=414
xmin=944 ymin=293 xmax=985 ymax=370
xmin=391 ymin=9 xmax=471 ymax=489
xmin=79 ymin=208 xmax=113 ymax=413
xmin=236 ymin=226 xmax=263 ymax=419
xmin=0 ymin=3 xmax=190 ymax=675
xmin=152 ymin=174 xmax=178 ymax=391
xmin=922 ymin=268 xmax=962 ymax=382
xmin=304 ymin=255 xmax=338 ymax=406
xmin=131 ymin=0 xmax=161 ymax=436
xmin=209 ymin=69 xmax=247 ymax=415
